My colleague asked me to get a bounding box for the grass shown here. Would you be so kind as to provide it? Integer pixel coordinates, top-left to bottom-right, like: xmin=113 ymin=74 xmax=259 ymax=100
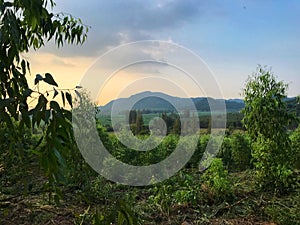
xmin=1 ymin=167 xmax=299 ymax=224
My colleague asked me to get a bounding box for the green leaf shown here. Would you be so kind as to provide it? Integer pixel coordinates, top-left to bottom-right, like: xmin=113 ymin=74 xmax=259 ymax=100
xmin=0 ymin=109 xmax=14 ymax=130
xmin=44 ymin=73 xmax=58 ymax=87
xmin=33 ymin=136 xmax=44 ymax=151
xmin=74 ymin=89 xmax=82 ymax=105
xmin=36 ymin=94 xmax=48 ymax=111
xmin=45 ymin=109 xmax=51 ymax=124
xmin=53 ymin=147 xmax=66 ymax=168
xmin=53 ymin=88 xmax=59 ymax=99
xmin=23 ymin=88 xmax=33 ymax=98
xmin=23 ymin=114 xmax=31 ymax=129
xmin=61 ymin=91 xmax=65 ymax=107
xmin=34 ymin=74 xmax=44 ymax=85
xmin=0 ymin=98 xmax=15 ymax=108
xmin=21 ymin=60 xmax=26 ymax=74
xmin=36 ymin=110 xmax=44 ymax=126
xmin=50 ymin=101 xmax=62 ymax=114
xmin=66 ymin=92 xmax=72 ymax=108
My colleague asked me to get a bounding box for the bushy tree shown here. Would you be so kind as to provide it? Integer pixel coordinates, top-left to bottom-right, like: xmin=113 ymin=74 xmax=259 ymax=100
xmin=242 ymin=66 xmax=295 ymax=191
xmin=0 ymin=0 xmax=88 ymax=199
xmin=135 ymin=111 xmax=144 ymax=135
xmin=290 ymin=125 xmax=300 ymax=169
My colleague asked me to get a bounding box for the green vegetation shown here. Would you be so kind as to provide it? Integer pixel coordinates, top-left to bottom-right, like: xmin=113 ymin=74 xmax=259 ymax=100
xmin=243 ymin=66 xmax=297 ymax=192
xmin=1 ymin=124 xmax=300 ymax=224
xmin=1 ymin=1 xmax=300 ymax=224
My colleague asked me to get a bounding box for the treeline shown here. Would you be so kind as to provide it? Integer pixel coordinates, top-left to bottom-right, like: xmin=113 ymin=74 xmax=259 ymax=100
xmin=102 ymin=96 xmax=300 ymax=134
xmin=104 ymin=110 xmax=245 ymax=135
xmin=126 ymin=111 xmax=182 ymax=135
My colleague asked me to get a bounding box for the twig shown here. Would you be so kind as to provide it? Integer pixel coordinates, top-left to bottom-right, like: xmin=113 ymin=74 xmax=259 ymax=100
xmin=225 ymin=196 xmax=249 ymax=209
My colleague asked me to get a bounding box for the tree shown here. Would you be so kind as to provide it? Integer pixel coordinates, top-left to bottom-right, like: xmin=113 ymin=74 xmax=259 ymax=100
xmin=242 ymin=66 xmax=295 ymax=190
xmin=290 ymin=125 xmax=300 ymax=169
xmin=135 ymin=111 xmax=144 ymax=135
xmin=0 ymin=0 xmax=88 ymax=199
xmin=129 ymin=110 xmax=137 ymax=124
xmin=172 ymin=117 xmax=181 ymax=135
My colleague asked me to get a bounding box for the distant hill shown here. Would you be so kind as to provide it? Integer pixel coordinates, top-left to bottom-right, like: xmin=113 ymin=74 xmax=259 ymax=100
xmin=99 ymin=91 xmax=245 ymax=114
xmin=286 ymin=97 xmax=300 ymax=116
xmin=98 ymin=91 xmax=299 ymax=115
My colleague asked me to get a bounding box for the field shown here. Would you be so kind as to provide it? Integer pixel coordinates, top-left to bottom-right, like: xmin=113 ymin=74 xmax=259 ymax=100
xmin=1 ymin=1 xmax=300 ymax=224
xmin=1 ymin=122 xmax=300 ymax=224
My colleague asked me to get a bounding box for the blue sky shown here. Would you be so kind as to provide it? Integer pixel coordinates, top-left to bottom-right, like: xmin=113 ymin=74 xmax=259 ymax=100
xmin=31 ymin=0 xmax=300 ymax=103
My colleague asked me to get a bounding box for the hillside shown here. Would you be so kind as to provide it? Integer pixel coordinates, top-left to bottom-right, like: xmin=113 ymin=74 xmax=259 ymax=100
xmin=99 ymin=91 xmax=245 ymax=114
xmin=99 ymin=92 xmax=300 ymax=116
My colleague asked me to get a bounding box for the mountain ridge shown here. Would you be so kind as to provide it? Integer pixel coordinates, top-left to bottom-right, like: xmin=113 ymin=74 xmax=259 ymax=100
xmin=99 ymin=91 xmax=245 ymax=114
xmin=99 ymin=91 xmax=299 ymax=115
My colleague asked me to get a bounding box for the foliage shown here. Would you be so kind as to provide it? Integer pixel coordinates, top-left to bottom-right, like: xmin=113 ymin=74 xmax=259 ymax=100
xmin=202 ymin=158 xmax=233 ymax=202
xmin=187 ymin=134 xmax=209 ymax=168
xmin=242 ymin=66 xmax=295 ymax=191
xmin=1 ymin=124 xmax=300 ymax=224
xmin=290 ymin=125 xmax=300 ymax=169
xmin=0 ymin=0 xmax=88 ymax=200
xmin=218 ymin=136 xmax=232 ymax=169
xmin=171 ymin=172 xmax=201 ymax=206
xmin=147 ymin=169 xmax=202 ymax=218
xmin=264 ymin=191 xmax=300 ymax=225
xmin=0 ymin=119 xmax=40 ymax=194
xmin=216 ymin=132 xmax=252 ymax=172
xmin=231 ymin=132 xmax=252 ymax=171
xmin=73 ymin=200 xmax=139 ymax=225
xmin=98 ymin=129 xmax=179 ymax=167
xmin=1 ymin=13 xmax=300 ymax=223
xmin=126 ymin=110 xmax=151 ymax=135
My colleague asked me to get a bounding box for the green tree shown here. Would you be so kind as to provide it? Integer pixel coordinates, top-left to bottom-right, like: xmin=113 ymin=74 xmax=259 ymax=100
xmin=290 ymin=125 xmax=300 ymax=169
xmin=135 ymin=111 xmax=144 ymax=135
xmin=0 ymin=0 xmax=88 ymax=200
xmin=129 ymin=110 xmax=137 ymax=124
xmin=242 ymin=66 xmax=295 ymax=190
xmin=172 ymin=116 xmax=181 ymax=135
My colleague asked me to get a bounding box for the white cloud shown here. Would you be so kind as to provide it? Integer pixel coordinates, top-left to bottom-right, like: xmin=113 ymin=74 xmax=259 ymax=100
xmin=41 ymin=0 xmax=215 ymax=57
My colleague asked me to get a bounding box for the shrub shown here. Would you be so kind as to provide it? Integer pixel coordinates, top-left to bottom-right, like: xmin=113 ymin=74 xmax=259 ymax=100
xmin=218 ymin=137 xmax=232 ymax=169
xmin=231 ymin=133 xmax=252 ymax=171
xmin=202 ymin=158 xmax=233 ymax=202
xmin=290 ymin=125 xmax=300 ymax=169
xmin=242 ymin=66 xmax=295 ymax=191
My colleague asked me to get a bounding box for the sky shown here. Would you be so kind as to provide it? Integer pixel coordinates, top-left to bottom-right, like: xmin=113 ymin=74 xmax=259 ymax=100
xmin=27 ymin=0 xmax=300 ymax=105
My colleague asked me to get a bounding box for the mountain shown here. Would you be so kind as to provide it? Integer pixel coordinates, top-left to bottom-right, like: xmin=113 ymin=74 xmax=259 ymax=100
xmin=286 ymin=97 xmax=300 ymax=116
xmin=98 ymin=91 xmax=245 ymax=114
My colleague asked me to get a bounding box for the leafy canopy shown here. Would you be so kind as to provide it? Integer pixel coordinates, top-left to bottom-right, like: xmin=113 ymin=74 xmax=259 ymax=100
xmin=242 ymin=66 xmax=295 ymax=191
xmin=0 ymin=0 xmax=88 ymax=200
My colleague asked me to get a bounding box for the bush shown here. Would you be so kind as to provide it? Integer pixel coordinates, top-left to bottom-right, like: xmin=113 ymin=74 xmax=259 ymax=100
xmin=202 ymin=158 xmax=233 ymax=202
xmin=290 ymin=125 xmax=300 ymax=169
xmin=242 ymin=66 xmax=295 ymax=191
xmin=231 ymin=133 xmax=252 ymax=171
xmin=187 ymin=134 xmax=210 ymax=168
xmin=253 ymin=135 xmax=293 ymax=191
xmin=218 ymin=137 xmax=232 ymax=169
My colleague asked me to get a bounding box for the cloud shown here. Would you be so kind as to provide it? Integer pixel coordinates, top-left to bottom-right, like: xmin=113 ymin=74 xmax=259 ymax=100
xmin=41 ymin=0 xmax=212 ymax=57
xmin=50 ymin=58 xmax=76 ymax=67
